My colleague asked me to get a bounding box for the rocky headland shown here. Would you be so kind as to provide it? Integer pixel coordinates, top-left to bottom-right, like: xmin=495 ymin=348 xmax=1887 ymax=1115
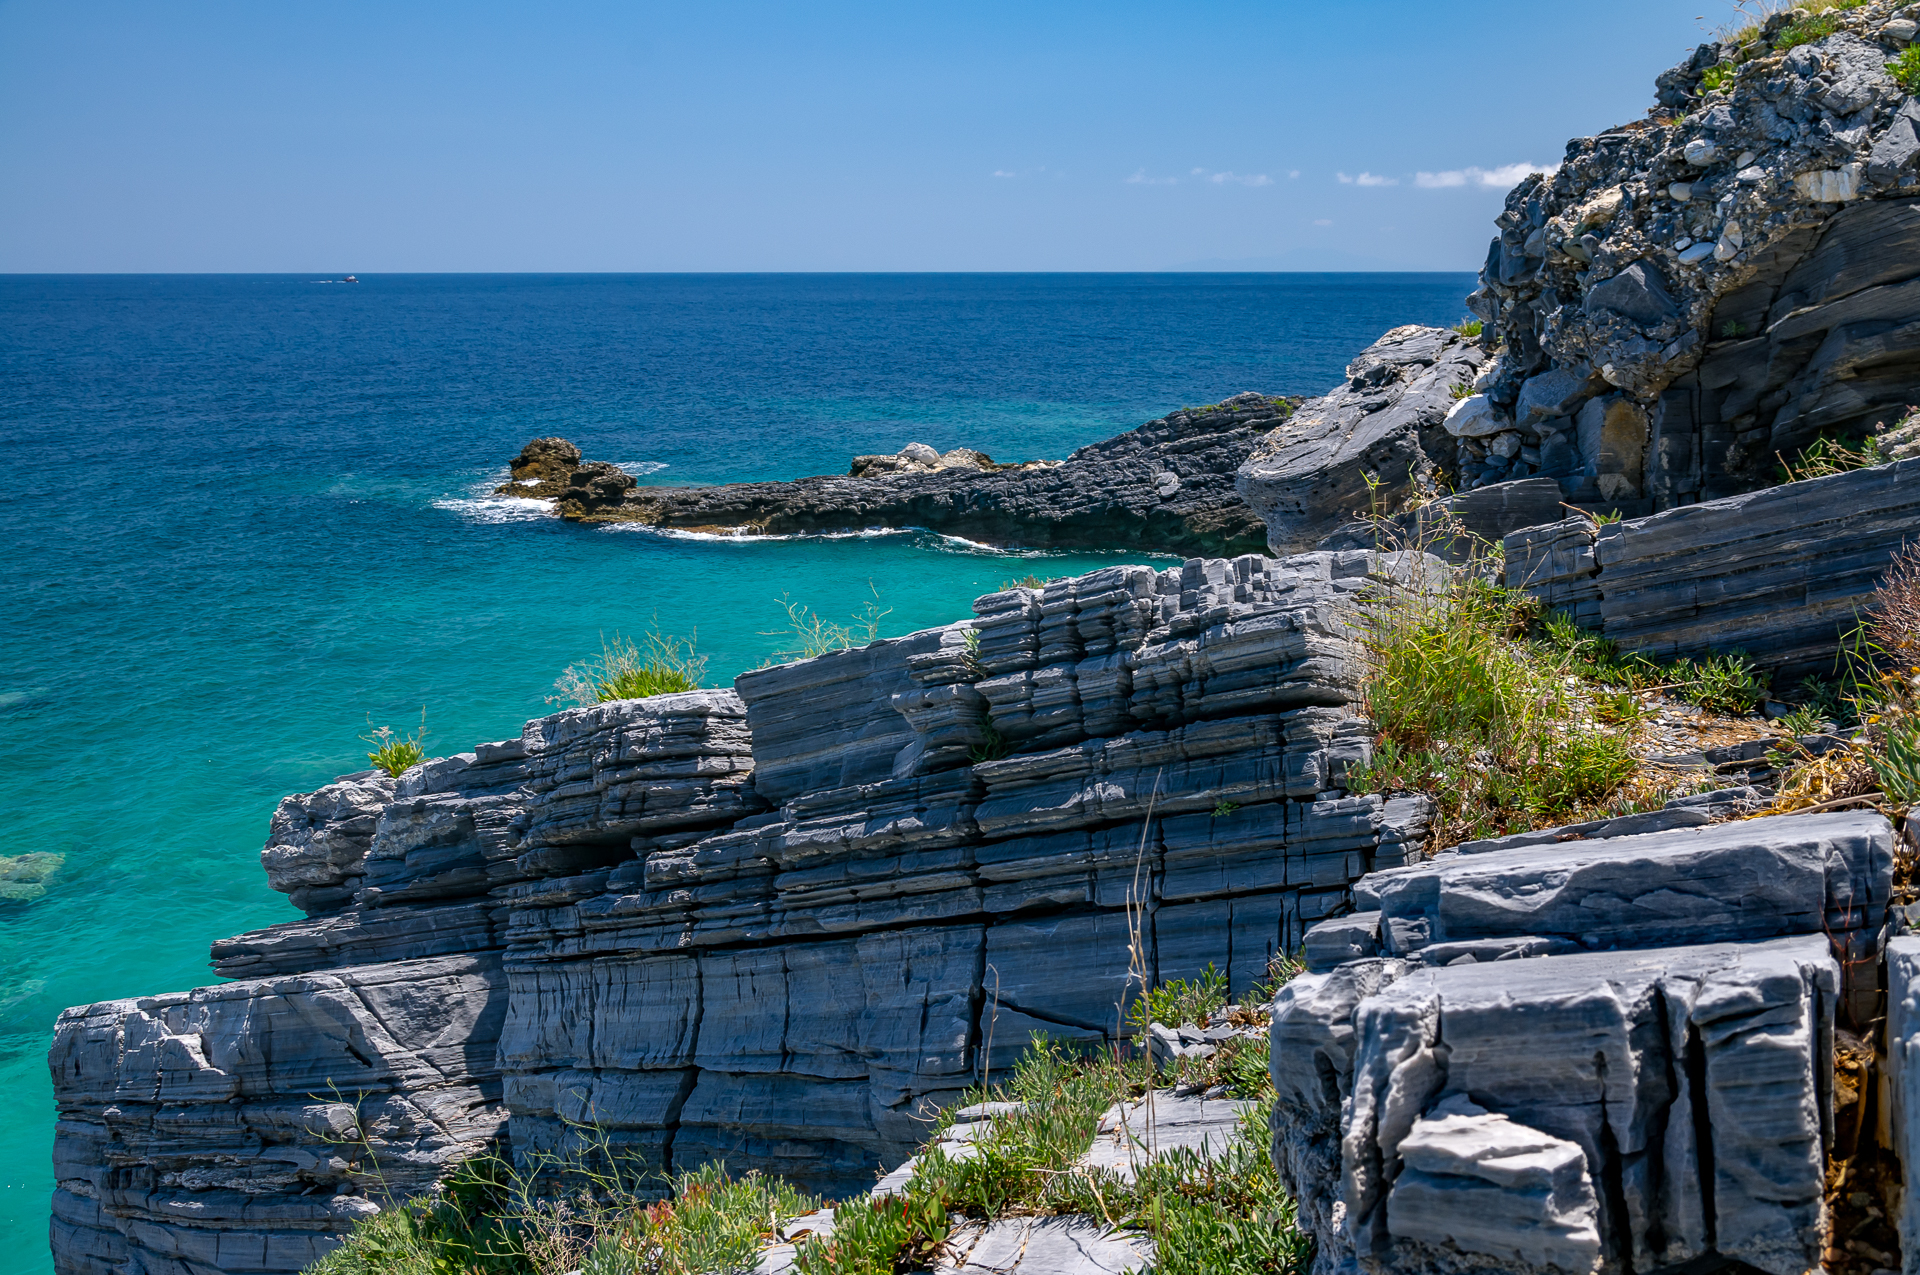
xmin=50 ymin=6 xmax=1920 ymax=1273
xmin=492 ymin=393 xmax=1294 ymax=558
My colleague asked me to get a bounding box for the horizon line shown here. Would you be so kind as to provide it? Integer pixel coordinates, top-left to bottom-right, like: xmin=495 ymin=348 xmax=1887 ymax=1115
xmin=0 ymin=267 xmax=1481 ymax=277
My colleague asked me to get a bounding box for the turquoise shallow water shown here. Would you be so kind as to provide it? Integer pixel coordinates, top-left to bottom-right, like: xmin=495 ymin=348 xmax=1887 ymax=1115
xmin=0 ymin=272 xmax=1474 ymax=1267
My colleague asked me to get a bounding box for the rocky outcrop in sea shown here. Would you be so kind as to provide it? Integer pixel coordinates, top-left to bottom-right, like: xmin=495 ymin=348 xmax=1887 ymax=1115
xmin=494 ymin=392 xmax=1293 ymax=557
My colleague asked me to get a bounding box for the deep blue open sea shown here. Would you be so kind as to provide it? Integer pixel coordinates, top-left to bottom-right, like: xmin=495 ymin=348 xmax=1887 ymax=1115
xmin=0 ymin=272 xmax=1474 ymax=1268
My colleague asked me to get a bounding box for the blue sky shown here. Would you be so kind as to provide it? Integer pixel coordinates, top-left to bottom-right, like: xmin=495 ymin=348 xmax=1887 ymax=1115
xmin=1 ymin=0 xmax=1718 ymax=272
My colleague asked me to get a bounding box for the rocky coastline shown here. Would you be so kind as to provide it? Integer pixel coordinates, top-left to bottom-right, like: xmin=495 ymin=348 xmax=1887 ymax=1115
xmin=491 ymin=392 xmax=1295 ymax=558
xmin=51 ymin=6 xmax=1920 ymax=1273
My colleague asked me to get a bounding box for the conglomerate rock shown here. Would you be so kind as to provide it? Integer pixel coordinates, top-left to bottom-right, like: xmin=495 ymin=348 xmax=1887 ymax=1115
xmin=1461 ymin=0 xmax=1920 ymax=509
xmin=497 ymin=392 xmax=1293 ymax=557
xmin=1232 ymin=0 xmax=1920 ymax=555
xmin=49 ymin=548 xmax=1441 ymax=1275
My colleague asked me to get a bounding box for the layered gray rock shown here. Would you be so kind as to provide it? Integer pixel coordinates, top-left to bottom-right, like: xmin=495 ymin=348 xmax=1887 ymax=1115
xmin=1278 ymin=803 xmax=1897 ymax=1275
xmin=1236 ymin=327 xmax=1484 ymax=554
xmin=1360 ymin=810 xmax=1889 ymax=968
xmin=1504 ymin=456 xmax=1920 ymax=673
xmin=50 ymin=550 xmax=1437 ymax=1274
xmin=509 ymin=393 xmax=1295 ymax=557
xmin=1273 ymin=936 xmax=1840 ymax=1275
xmin=50 ymin=955 xmax=508 ymax=1275
xmin=1887 ymin=935 xmax=1920 ymax=1271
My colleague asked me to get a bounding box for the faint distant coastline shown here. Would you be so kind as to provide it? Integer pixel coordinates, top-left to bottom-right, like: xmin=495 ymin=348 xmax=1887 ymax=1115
xmin=1167 ymin=250 xmax=1448 ymax=271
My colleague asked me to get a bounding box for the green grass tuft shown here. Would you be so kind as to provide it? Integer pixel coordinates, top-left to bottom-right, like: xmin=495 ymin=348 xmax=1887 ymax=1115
xmin=1776 ymin=433 xmax=1889 ymax=483
xmin=764 ymin=587 xmax=891 ymax=662
xmin=361 ymin=709 xmax=428 ymax=778
xmin=1128 ymin=964 xmax=1229 ymax=1033
xmin=550 ymin=627 xmax=707 ymax=707
xmin=1774 ymin=12 xmax=1838 ymax=49
xmin=1450 ymin=318 xmax=1483 ymax=338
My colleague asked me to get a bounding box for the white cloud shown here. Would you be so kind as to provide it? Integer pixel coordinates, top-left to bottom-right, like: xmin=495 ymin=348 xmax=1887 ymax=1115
xmin=1313 ymin=218 xmax=1334 ymax=226
xmin=1188 ymin=168 xmax=1272 ymax=186
xmin=992 ymin=170 xmax=1017 ymax=178
xmin=1415 ymin=161 xmax=1558 ymax=190
xmin=1126 ymin=168 xmax=1179 ymax=185
xmin=1337 ymin=171 xmax=1398 ymax=187
xmin=1288 ymin=170 xmax=1301 ymax=179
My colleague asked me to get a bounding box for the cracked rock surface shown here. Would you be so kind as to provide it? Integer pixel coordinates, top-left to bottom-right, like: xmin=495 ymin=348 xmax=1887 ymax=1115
xmin=1277 ymin=800 xmax=1890 ymax=1275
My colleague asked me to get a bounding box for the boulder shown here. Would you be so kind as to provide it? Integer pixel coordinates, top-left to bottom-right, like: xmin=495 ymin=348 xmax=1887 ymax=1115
xmin=558 ymin=460 xmax=638 ymax=518
xmin=1274 ymin=937 xmax=1840 ymax=1275
xmin=1236 ymin=327 xmax=1482 ymax=554
xmin=508 ymin=436 xmax=581 ymax=482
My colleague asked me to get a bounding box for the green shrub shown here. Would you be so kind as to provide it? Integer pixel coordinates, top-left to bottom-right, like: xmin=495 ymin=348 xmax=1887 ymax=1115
xmin=1450 ymin=318 xmax=1483 ymax=338
xmin=1775 ymin=12 xmax=1839 ymax=49
xmin=1700 ymin=60 xmax=1738 ymax=92
xmin=582 ymin=1162 xmax=816 ymax=1275
xmin=1123 ymin=1103 xmax=1310 ymax=1275
xmin=1667 ymin=651 xmax=1769 ymax=714
xmin=1211 ymin=799 xmax=1240 ymax=818
xmin=1892 ymin=46 xmax=1920 ymax=94
xmin=307 ymin=1157 xmax=526 ymax=1275
xmin=1128 ymin=964 xmax=1229 ymax=1032
xmin=1348 ymin=583 xmax=1657 ymax=843
xmin=361 ymin=709 xmax=428 ymax=778
xmin=551 ymin=627 xmax=707 ymax=707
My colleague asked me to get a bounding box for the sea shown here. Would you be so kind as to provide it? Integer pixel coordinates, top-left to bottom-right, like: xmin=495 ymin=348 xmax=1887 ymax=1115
xmin=0 ymin=271 xmax=1475 ymax=1268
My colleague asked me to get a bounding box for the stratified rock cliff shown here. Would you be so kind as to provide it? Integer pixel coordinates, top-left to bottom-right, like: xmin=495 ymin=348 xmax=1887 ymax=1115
xmin=50 ymin=550 xmax=1439 ymax=1275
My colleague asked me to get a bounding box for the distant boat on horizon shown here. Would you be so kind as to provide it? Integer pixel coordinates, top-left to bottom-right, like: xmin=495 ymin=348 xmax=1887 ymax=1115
xmin=310 ymin=275 xmax=360 ymax=284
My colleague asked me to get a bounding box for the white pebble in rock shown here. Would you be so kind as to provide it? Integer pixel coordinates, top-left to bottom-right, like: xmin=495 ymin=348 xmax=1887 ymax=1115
xmin=1669 ymin=182 xmax=1694 ymax=201
xmin=1683 ymin=138 xmax=1720 ymax=166
xmin=1887 ymin=17 xmax=1918 ymax=40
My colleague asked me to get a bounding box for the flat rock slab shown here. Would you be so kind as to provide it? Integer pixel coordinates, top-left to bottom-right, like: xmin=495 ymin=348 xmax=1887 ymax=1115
xmin=1078 ymin=1092 xmax=1253 ymax=1182
xmin=937 ymin=1217 xmax=1150 ymax=1274
xmin=1363 ymin=809 xmax=1890 ymax=964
